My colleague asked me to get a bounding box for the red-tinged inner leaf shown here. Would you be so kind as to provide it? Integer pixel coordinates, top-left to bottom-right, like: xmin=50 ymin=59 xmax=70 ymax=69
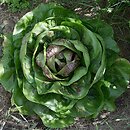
xmin=36 ymin=43 xmax=80 ymax=79
xmin=46 ymin=44 xmax=80 ymax=77
xmin=46 ymin=45 xmax=65 ymax=58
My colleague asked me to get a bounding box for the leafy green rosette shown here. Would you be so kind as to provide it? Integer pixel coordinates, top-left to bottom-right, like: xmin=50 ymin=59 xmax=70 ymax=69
xmin=0 ymin=4 xmax=130 ymax=128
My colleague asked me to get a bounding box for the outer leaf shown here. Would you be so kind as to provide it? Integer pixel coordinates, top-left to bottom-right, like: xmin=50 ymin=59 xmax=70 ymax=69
xmin=12 ymin=82 xmax=35 ymax=115
xmin=33 ymin=104 xmax=74 ymax=128
xmin=0 ymin=35 xmax=17 ymax=92
xmin=22 ymin=80 xmax=76 ymax=113
xmin=105 ymin=58 xmax=130 ymax=99
xmin=83 ymin=19 xmax=120 ymax=53
xmin=70 ymin=82 xmax=104 ymax=118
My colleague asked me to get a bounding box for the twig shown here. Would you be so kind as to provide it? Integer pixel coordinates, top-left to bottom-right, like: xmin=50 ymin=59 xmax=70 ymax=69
xmin=0 ymin=121 xmax=6 ymax=130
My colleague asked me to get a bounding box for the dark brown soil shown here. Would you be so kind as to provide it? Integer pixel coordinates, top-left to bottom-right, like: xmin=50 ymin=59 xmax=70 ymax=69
xmin=0 ymin=2 xmax=130 ymax=130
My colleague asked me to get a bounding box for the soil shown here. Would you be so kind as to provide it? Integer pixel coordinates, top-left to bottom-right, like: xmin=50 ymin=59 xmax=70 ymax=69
xmin=0 ymin=2 xmax=130 ymax=130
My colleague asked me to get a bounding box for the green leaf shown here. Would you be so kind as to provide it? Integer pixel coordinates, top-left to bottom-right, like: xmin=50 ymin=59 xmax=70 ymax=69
xmin=32 ymin=22 xmax=49 ymax=36
xmin=100 ymin=81 xmax=116 ymax=111
xmin=50 ymin=25 xmax=80 ymax=40
xmin=14 ymin=49 xmax=23 ymax=87
xmin=47 ymin=55 xmax=57 ymax=73
xmin=106 ymin=49 xmax=119 ymax=67
xmin=13 ymin=12 xmax=33 ymax=41
xmin=19 ymin=32 xmax=35 ymax=83
xmin=23 ymin=80 xmax=76 ymax=113
xmin=61 ymin=67 xmax=87 ymax=86
xmin=71 ymin=83 xmax=104 ymax=118
xmin=0 ymin=35 xmax=16 ymax=92
xmin=62 ymin=20 xmax=103 ymax=61
xmin=0 ymin=64 xmax=16 ymax=92
xmin=83 ymin=19 xmax=114 ymax=38
xmin=103 ymin=99 xmax=116 ymax=112
xmin=90 ymin=34 xmax=106 ymax=86
xmin=82 ymin=27 xmax=102 ymax=60
xmin=33 ymin=104 xmax=74 ymax=128
xmin=69 ymin=40 xmax=90 ymax=69
xmin=104 ymin=37 xmax=120 ymax=53
xmin=47 ymin=73 xmax=91 ymax=99
xmin=105 ymin=58 xmax=130 ymax=98
xmin=12 ymin=82 xmax=35 ymax=115
xmin=36 ymin=52 xmax=45 ymax=69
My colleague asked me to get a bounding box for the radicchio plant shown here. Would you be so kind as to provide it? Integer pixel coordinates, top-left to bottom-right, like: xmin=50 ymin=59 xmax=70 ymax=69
xmin=0 ymin=3 xmax=130 ymax=128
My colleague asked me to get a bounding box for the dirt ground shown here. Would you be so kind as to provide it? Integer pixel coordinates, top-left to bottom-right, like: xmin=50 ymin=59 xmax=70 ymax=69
xmin=0 ymin=2 xmax=130 ymax=130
